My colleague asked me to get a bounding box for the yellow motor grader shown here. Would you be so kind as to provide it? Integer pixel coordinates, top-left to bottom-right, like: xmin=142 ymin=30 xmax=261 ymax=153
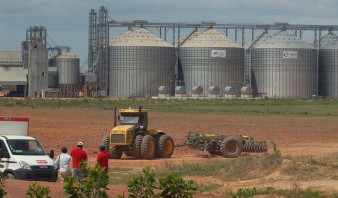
xmin=101 ymin=106 xmax=174 ymax=160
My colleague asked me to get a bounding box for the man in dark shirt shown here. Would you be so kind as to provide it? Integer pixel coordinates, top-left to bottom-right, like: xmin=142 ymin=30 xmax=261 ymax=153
xmin=97 ymin=145 xmax=109 ymax=173
xmin=70 ymin=142 xmax=88 ymax=181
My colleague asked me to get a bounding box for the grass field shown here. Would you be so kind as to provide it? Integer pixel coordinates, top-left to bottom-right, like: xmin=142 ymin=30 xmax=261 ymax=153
xmin=1 ymin=97 xmax=338 ymax=116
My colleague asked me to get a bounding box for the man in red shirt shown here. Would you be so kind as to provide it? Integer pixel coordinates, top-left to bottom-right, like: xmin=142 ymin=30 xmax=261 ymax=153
xmin=97 ymin=145 xmax=109 ymax=173
xmin=70 ymin=142 xmax=88 ymax=181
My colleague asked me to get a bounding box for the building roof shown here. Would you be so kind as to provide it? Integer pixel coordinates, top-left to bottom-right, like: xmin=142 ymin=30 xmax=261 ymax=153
xmin=0 ymin=51 xmax=27 ymax=85
xmin=0 ymin=67 xmax=28 ymax=85
xmin=0 ymin=51 xmax=23 ymax=66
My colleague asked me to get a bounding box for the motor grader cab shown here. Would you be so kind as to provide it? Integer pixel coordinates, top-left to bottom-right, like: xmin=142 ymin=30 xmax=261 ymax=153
xmin=101 ymin=106 xmax=174 ymax=160
xmin=118 ymin=107 xmax=148 ymax=132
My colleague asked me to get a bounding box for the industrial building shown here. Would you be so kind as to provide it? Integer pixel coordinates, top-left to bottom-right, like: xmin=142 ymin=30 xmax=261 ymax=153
xmin=1 ymin=6 xmax=338 ymax=99
xmin=0 ymin=26 xmax=80 ymax=98
xmin=85 ymin=6 xmax=338 ymax=99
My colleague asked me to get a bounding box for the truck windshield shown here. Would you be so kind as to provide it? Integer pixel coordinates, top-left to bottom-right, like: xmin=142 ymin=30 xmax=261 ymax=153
xmin=6 ymin=139 xmax=46 ymax=156
xmin=120 ymin=116 xmax=139 ymax=124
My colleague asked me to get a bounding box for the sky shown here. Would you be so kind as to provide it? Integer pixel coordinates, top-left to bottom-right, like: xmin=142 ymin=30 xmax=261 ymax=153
xmin=1 ymin=0 xmax=337 ymax=70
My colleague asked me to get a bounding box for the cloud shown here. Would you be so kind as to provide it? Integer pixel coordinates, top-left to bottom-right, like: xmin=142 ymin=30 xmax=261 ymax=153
xmin=1 ymin=0 xmax=338 ymax=66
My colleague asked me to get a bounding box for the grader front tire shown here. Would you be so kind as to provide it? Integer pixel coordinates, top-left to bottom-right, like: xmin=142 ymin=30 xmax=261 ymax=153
xmin=100 ymin=135 xmax=110 ymax=152
xmin=141 ymin=135 xmax=155 ymax=160
xmin=220 ymin=136 xmax=242 ymax=158
xmin=109 ymin=146 xmax=123 ymax=159
xmin=157 ymin=135 xmax=174 ymax=158
xmin=132 ymin=135 xmax=143 ymax=159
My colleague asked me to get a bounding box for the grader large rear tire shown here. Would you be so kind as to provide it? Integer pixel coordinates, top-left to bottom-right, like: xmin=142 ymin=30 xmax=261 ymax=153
xmin=157 ymin=135 xmax=174 ymax=158
xmin=220 ymin=136 xmax=242 ymax=158
xmin=154 ymin=134 xmax=162 ymax=158
xmin=141 ymin=135 xmax=155 ymax=160
xmin=109 ymin=146 xmax=123 ymax=159
xmin=100 ymin=135 xmax=110 ymax=152
xmin=132 ymin=135 xmax=143 ymax=159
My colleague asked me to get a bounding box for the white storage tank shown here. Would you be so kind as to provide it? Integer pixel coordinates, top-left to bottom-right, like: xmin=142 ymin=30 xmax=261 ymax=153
xmin=251 ymin=30 xmax=317 ymax=98
xmin=56 ymin=52 xmax=80 ymax=98
xmin=109 ymin=28 xmax=176 ymax=98
xmin=319 ymin=39 xmax=338 ymax=98
xmin=179 ymin=29 xmax=244 ymax=97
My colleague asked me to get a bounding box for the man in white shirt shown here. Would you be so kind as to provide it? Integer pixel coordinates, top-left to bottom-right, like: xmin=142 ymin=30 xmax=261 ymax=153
xmin=55 ymin=147 xmax=72 ymax=183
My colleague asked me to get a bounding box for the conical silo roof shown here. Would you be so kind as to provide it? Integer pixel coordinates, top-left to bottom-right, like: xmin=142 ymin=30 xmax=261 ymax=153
xmin=110 ymin=28 xmax=173 ymax=47
xmin=181 ymin=29 xmax=240 ymax=48
xmin=321 ymin=39 xmax=338 ymax=49
xmin=319 ymin=31 xmax=338 ymax=47
xmin=244 ymin=32 xmax=271 ymax=49
xmin=178 ymin=31 xmax=201 ymax=47
xmin=254 ymin=30 xmax=314 ymax=49
xmin=57 ymin=52 xmax=78 ymax=59
xmin=109 ymin=30 xmax=133 ymax=46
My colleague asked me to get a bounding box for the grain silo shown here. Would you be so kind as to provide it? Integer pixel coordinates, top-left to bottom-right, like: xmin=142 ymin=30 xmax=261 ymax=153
xmin=319 ymin=40 xmax=338 ymax=98
xmin=109 ymin=28 xmax=176 ymax=98
xmin=179 ymin=29 xmax=244 ymax=97
xmin=244 ymin=32 xmax=271 ymax=87
xmin=56 ymin=52 xmax=80 ymax=98
xmin=251 ymin=30 xmax=317 ymax=99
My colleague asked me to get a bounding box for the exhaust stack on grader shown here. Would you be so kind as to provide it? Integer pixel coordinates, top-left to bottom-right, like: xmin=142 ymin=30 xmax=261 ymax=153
xmin=176 ymin=131 xmax=268 ymax=158
xmin=101 ymin=106 xmax=174 ymax=160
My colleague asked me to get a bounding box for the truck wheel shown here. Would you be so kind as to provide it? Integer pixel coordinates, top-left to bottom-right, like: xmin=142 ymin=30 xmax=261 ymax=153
xmin=132 ymin=135 xmax=143 ymax=159
xmin=220 ymin=136 xmax=242 ymax=158
xmin=109 ymin=146 xmax=123 ymax=159
xmin=100 ymin=135 xmax=110 ymax=151
xmin=141 ymin=135 xmax=155 ymax=160
xmin=6 ymin=173 xmax=15 ymax=179
xmin=157 ymin=135 xmax=174 ymax=158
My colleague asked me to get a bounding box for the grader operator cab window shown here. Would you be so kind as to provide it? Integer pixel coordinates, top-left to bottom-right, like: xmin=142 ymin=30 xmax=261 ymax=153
xmin=119 ymin=114 xmax=140 ymax=125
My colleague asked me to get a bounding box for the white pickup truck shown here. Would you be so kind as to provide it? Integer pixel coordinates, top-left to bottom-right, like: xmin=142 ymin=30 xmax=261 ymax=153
xmin=0 ymin=116 xmax=57 ymax=181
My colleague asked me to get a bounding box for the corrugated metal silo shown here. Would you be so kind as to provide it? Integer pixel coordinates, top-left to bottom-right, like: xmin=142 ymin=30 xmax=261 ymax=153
xmin=319 ymin=40 xmax=338 ymax=98
xmin=244 ymin=32 xmax=271 ymax=87
xmin=251 ymin=30 xmax=317 ymax=98
xmin=56 ymin=52 xmax=80 ymax=98
xmin=179 ymin=29 xmax=244 ymax=96
xmin=109 ymin=28 xmax=176 ymax=98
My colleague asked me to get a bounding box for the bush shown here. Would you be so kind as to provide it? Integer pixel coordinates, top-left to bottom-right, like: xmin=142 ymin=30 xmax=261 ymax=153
xmin=63 ymin=161 xmax=110 ymax=198
xmin=0 ymin=171 xmax=6 ymax=198
xmin=26 ymin=182 xmax=51 ymax=198
xmin=120 ymin=166 xmax=197 ymax=198
xmin=158 ymin=172 xmax=196 ymax=198
xmin=126 ymin=167 xmax=157 ymax=198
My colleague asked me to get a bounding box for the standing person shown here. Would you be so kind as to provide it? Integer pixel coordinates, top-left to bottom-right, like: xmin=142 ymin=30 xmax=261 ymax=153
xmin=54 ymin=147 xmax=72 ymax=183
xmin=97 ymin=145 xmax=109 ymax=173
xmin=70 ymin=142 xmax=88 ymax=181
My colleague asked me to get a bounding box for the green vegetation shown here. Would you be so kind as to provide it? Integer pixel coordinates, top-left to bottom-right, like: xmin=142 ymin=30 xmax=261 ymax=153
xmin=119 ymin=166 xmax=197 ymax=198
xmin=26 ymin=183 xmax=51 ymax=198
xmin=0 ymin=172 xmax=6 ymax=198
xmin=1 ymin=98 xmax=338 ymax=116
xmin=63 ymin=162 xmax=110 ymax=198
xmin=232 ymin=185 xmax=337 ymax=198
xmin=156 ymin=141 xmax=282 ymax=182
xmin=282 ymin=154 xmax=338 ymax=180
